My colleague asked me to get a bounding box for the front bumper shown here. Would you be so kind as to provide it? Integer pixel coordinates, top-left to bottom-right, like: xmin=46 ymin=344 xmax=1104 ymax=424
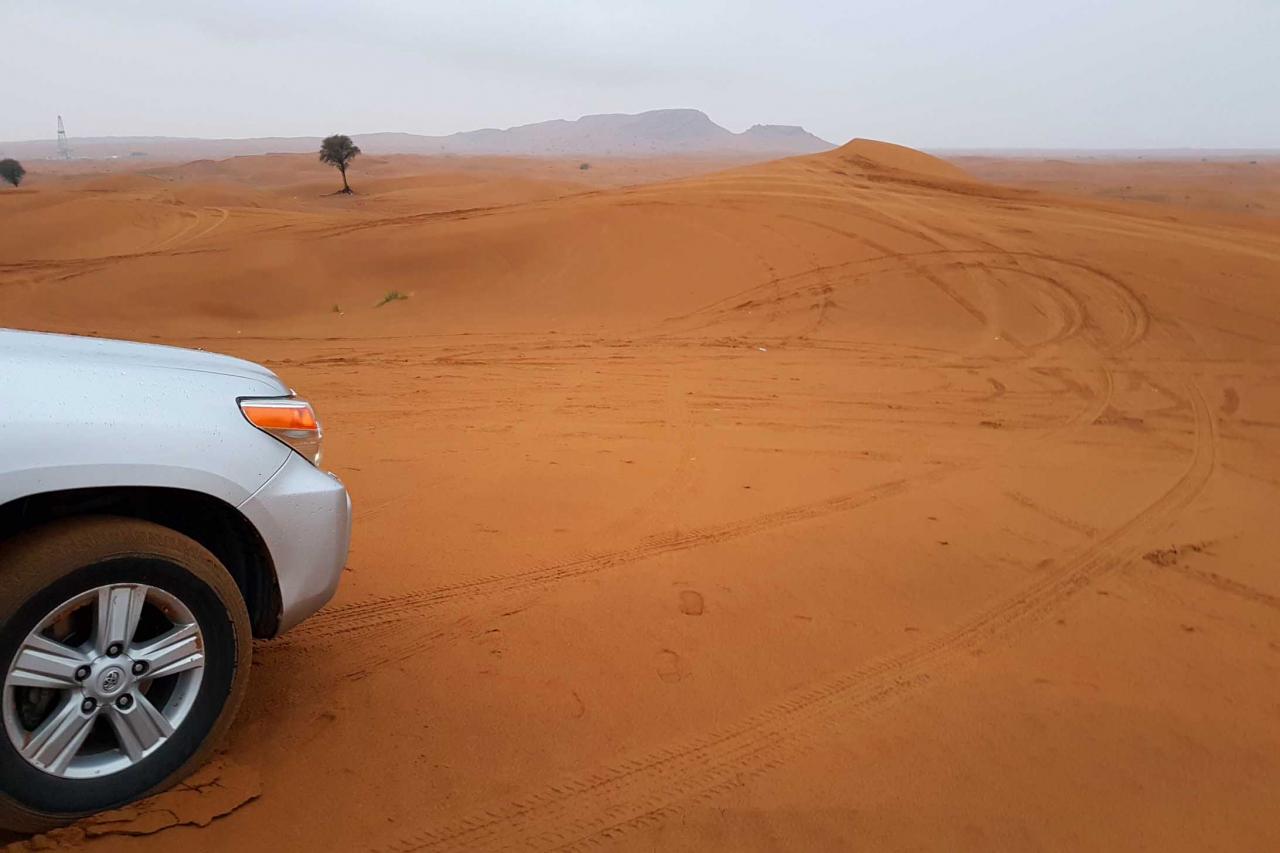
xmin=237 ymin=452 xmax=352 ymax=635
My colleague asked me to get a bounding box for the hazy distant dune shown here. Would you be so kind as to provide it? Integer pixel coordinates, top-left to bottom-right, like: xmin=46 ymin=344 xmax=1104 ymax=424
xmin=0 ymin=109 xmax=834 ymax=162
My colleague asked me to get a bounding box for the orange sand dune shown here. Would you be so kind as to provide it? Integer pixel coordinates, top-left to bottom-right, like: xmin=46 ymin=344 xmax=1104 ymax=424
xmin=1 ymin=143 xmax=1279 ymax=852
xmin=955 ymin=153 xmax=1280 ymax=219
xmin=826 ymin=137 xmax=974 ymax=182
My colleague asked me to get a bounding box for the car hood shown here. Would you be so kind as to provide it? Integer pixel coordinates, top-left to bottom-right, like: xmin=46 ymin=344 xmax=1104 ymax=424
xmin=0 ymin=329 xmax=288 ymax=393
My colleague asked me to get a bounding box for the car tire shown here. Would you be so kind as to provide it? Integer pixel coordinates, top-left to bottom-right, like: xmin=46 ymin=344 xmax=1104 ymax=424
xmin=0 ymin=516 xmax=252 ymax=833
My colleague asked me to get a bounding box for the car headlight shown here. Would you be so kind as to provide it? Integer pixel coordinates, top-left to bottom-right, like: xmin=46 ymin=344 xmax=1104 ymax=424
xmin=239 ymin=397 xmax=323 ymax=466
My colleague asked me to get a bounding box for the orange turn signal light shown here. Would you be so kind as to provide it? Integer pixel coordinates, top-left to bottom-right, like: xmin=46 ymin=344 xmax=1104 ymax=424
xmin=239 ymin=398 xmax=324 ymax=465
xmin=240 ymin=401 xmax=319 ymax=432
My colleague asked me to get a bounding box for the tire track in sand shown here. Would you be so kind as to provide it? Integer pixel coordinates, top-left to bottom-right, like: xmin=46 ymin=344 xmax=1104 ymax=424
xmin=148 ymin=206 xmax=229 ymax=252
xmin=0 ymin=208 xmax=230 ymax=286
xmin=1156 ymin=562 xmax=1280 ymax=611
xmin=372 ymin=383 xmax=1217 ymax=853
xmin=285 ymin=472 xmax=953 ymax=644
xmin=663 ymin=248 xmax=1149 ymax=357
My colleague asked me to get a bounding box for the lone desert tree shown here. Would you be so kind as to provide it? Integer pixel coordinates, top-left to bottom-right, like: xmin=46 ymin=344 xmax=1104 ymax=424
xmin=319 ymin=134 xmax=360 ymax=194
xmin=0 ymin=159 xmax=25 ymax=187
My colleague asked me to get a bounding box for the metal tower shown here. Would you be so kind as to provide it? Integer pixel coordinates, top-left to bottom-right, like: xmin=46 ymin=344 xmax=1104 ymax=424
xmin=56 ymin=115 xmax=71 ymax=160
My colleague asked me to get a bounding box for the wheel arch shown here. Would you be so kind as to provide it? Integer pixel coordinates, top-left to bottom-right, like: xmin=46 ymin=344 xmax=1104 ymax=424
xmin=0 ymin=487 xmax=281 ymax=638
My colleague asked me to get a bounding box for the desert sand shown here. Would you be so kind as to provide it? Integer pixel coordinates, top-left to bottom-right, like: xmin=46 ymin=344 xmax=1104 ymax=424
xmin=954 ymin=153 xmax=1280 ymax=218
xmin=1 ymin=140 xmax=1279 ymax=851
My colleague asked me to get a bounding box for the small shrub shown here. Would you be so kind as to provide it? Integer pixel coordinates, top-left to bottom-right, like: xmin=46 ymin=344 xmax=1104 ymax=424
xmin=0 ymin=159 xmax=25 ymax=187
xmin=579 ymin=162 xmax=591 ymax=171
xmin=376 ymin=290 xmax=408 ymax=307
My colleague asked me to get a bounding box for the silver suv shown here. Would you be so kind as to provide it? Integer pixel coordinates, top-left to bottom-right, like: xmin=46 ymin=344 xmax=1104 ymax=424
xmin=0 ymin=329 xmax=351 ymax=831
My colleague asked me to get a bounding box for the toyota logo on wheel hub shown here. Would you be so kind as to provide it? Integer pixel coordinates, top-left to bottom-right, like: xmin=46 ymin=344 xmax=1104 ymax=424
xmin=99 ymin=667 xmax=124 ymax=694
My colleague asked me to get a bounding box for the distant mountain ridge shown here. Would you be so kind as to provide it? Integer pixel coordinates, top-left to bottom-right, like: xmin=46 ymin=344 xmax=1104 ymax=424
xmin=401 ymin=109 xmax=834 ymax=156
xmin=0 ymin=109 xmax=835 ymax=161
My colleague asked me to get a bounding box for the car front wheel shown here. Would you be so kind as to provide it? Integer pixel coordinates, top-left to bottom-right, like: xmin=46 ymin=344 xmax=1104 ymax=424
xmin=0 ymin=516 xmax=251 ymax=832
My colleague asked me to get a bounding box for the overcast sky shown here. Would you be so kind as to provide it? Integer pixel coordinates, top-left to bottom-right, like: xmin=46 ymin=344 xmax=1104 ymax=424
xmin=3 ymin=0 xmax=1276 ymax=148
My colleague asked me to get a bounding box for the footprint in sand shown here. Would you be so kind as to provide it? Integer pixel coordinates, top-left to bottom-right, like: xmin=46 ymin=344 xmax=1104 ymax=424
xmin=656 ymin=649 xmax=686 ymax=683
xmin=679 ymin=590 xmax=705 ymax=616
xmin=1221 ymin=386 xmax=1240 ymax=415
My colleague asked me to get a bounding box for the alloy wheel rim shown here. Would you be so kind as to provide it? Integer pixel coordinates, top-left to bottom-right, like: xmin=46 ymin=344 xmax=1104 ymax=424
xmin=3 ymin=583 xmax=206 ymax=779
